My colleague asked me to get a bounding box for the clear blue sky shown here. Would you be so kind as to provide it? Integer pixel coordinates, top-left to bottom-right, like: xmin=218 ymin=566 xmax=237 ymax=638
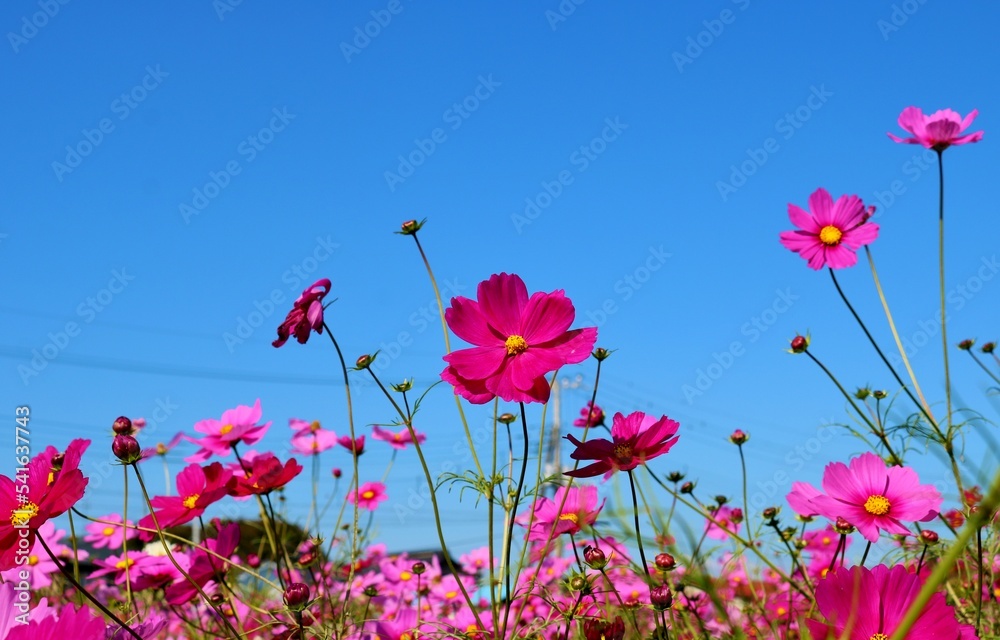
xmin=2 ymin=1 xmax=999 ymax=559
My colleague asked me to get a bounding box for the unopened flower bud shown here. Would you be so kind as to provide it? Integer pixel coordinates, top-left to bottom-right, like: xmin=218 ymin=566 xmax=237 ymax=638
xmin=112 ymin=435 xmax=142 ymax=464
xmin=498 ymin=413 xmax=517 ymax=425
xmin=650 ymin=584 xmax=673 ymax=610
xmin=654 ymin=553 xmax=676 ymax=572
xmin=728 ymin=429 xmax=749 ymax=445
xmin=391 ymin=379 xmax=413 ymax=393
xmin=872 ymin=390 xmax=888 ymax=400
xmin=412 ymin=561 xmax=426 ymax=575
xmin=593 ymin=347 xmax=612 ymax=361
xmin=958 ymin=339 xmax=975 ymax=351
xmin=583 ymin=545 xmax=607 ymax=570
xmin=363 ymin=585 xmax=378 ymax=597
xmin=667 ymin=471 xmax=684 ymax=483
xmin=113 ymin=416 xmax=133 ymax=435
xmin=762 ymin=506 xmax=778 ymax=521
xmin=298 ymin=551 xmax=316 ymax=567
xmin=623 ymin=595 xmax=641 ymax=609
xmin=680 ymin=481 xmax=695 ymax=494
xmin=569 ymin=574 xmax=588 ymax=591
xmin=715 ymin=495 xmax=728 ymax=506
xmin=834 ymin=517 xmax=855 ymax=535
xmin=398 ymin=219 xmax=425 ymax=235
xmin=332 ymin=468 xmax=342 ymax=479
xmin=982 ymin=342 xmax=996 ymax=354
xmin=855 ymin=387 xmax=871 ymax=400
xmin=920 ymin=530 xmax=939 ymax=545
xmin=730 ymin=508 xmax=744 ymax=524
xmin=789 ymin=335 xmax=809 ymax=353
xmin=283 ymin=583 xmax=311 ymax=610
xmin=355 ymin=354 xmax=374 ymax=369
xmin=247 ymin=553 xmax=261 ymax=568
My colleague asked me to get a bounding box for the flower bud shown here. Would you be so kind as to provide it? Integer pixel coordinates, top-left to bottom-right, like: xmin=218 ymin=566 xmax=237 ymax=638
xmin=569 ymin=574 xmax=588 ymax=591
xmin=920 ymin=530 xmax=939 ymax=545
xmin=654 ymin=553 xmax=676 ymax=572
xmin=982 ymin=342 xmax=996 ymax=354
xmin=958 ymin=339 xmax=975 ymax=351
xmin=666 ymin=471 xmax=684 ymax=483
xmin=730 ymin=508 xmax=744 ymax=524
xmin=247 ymin=553 xmax=261 ymax=568
xmin=283 ymin=583 xmax=311 ymax=610
xmin=391 ymin=379 xmax=413 ymax=393
xmin=298 ymin=551 xmax=316 ymax=567
xmin=834 ymin=517 xmax=855 ymax=535
xmin=789 ymin=335 xmax=809 ymax=353
xmin=680 ymin=481 xmax=695 ymax=494
xmin=714 ymin=495 xmax=728 ymax=506
xmin=112 ymin=435 xmax=142 ymax=464
xmin=762 ymin=506 xmax=778 ymax=521
xmin=398 ymin=219 xmax=425 ymax=235
xmin=593 ymin=347 xmax=612 ymax=361
xmin=650 ymin=584 xmax=673 ymax=610
xmin=332 ymin=468 xmax=342 ymax=479
xmin=583 ymin=545 xmax=607 ymax=570
xmin=872 ymin=390 xmax=888 ymax=400
xmin=498 ymin=413 xmax=517 ymax=425
xmin=363 ymin=585 xmax=378 ymax=597
xmin=355 ymin=354 xmax=375 ymax=370
xmin=728 ymin=429 xmax=749 ymax=445
xmin=855 ymin=387 xmax=871 ymax=400
xmin=412 ymin=561 xmax=426 ymax=575
xmin=112 ymin=416 xmax=134 ymax=435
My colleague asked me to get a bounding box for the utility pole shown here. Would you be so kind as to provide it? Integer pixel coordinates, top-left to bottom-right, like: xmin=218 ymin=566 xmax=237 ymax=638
xmin=542 ymin=375 xmax=583 ymax=495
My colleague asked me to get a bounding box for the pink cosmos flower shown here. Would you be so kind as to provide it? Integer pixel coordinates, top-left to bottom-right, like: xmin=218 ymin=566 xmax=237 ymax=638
xmin=165 ymin=522 xmax=240 ymax=604
xmin=226 ymin=454 xmax=303 ymax=497
xmin=83 ymin=513 xmax=136 ymax=550
xmin=516 ymin=485 xmax=603 ymax=542
xmin=338 ymin=435 xmax=365 ymax=456
xmin=371 ymin=425 xmax=427 ymax=450
xmin=0 ymin=443 xmax=89 ymax=571
xmin=0 ymin=581 xmax=53 ymax=638
xmin=348 ymin=481 xmax=387 ymax=510
xmin=136 ymin=462 xmax=233 ymax=541
xmin=441 ymin=273 xmax=598 ymax=404
xmin=273 ymin=278 xmax=331 ymax=348
xmin=139 ymin=432 xmax=184 ymax=463
xmin=888 ymin=107 xmax=984 ymax=151
xmin=564 ymin=411 xmax=680 ymax=478
xmin=5 ymin=603 xmax=106 ymax=640
xmin=184 ymin=399 xmax=272 ymax=463
xmin=0 ymin=522 xmax=85 ymax=589
xmin=787 ymin=452 xmax=942 ymax=543
xmin=807 ymin=564 xmax=977 ymax=640
xmin=290 ymin=427 xmax=338 ymax=455
xmin=573 ymin=402 xmax=606 ymax=427
xmin=779 ymin=188 xmax=879 ymax=270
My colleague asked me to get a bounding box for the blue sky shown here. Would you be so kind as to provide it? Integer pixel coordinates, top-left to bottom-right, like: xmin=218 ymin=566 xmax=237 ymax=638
xmin=2 ymin=1 xmax=999 ymax=561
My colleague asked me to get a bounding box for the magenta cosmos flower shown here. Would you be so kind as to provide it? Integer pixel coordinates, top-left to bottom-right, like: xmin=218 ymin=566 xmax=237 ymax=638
xmin=273 ymin=277 xmax=331 ymax=348
xmin=184 ymin=399 xmax=271 ymax=463
xmin=787 ymin=452 xmax=941 ymax=543
xmin=888 ymin=107 xmax=984 ymax=152
xmin=441 ymin=273 xmax=598 ymax=404
xmin=564 ymin=411 xmax=680 ymax=478
xmin=371 ymin=425 xmax=426 ymax=450
xmin=0 ymin=443 xmax=89 ymax=571
xmin=137 ymin=462 xmax=233 ymax=541
xmin=808 ymin=564 xmax=977 ymax=640
xmin=780 ymin=188 xmax=879 ymax=270
xmin=348 ymin=481 xmax=387 ymax=510
xmin=516 ymin=485 xmax=603 ymax=542
xmin=573 ymin=402 xmax=605 ymax=427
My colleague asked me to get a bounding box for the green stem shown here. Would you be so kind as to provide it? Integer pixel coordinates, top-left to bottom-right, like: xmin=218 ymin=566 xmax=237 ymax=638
xmin=628 ymin=469 xmax=664 ymax=637
xmin=937 ymin=150 xmax=953 ymax=445
xmin=966 ymin=349 xmax=1000 ymax=386
xmin=500 ymin=405 xmax=531 ymax=640
xmin=122 ymin=466 xmax=135 ymax=614
xmin=737 ymin=443 xmax=751 ymax=544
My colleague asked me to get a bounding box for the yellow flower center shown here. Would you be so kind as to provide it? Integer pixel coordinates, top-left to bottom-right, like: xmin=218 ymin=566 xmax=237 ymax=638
xmin=310 ymin=420 xmax=321 ymax=433
xmin=311 ymin=440 xmax=319 ymax=451
xmin=864 ymin=494 xmax=891 ymax=516
xmin=361 ymin=490 xmax=375 ymax=500
xmin=28 ymin=555 xmax=39 ymax=566
xmin=445 ymin=590 xmax=457 ymax=599
xmin=613 ymin=443 xmax=633 ymax=463
xmin=219 ymin=424 xmax=234 ymax=435
xmin=558 ymin=513 xmax=579 ymax=524
xmin=401 ymin=634 xmax=413 ymax=640
xmin=505 ymin=334 xmax=528 ymax=356
xmin=818 ymin=225 xmax=843 ymax=246
xmin=156 ymin=443 xmax=168 ymax=455
xmin=10 ymin=501 xmax=39 ymax=527
xmin=871 ymin=634 xmax=889 ymax=640
xmin=821 ymin=536 xmax=831 ymax=545
xmin=399 ymin=571 xmax=412 ymax=581
xmin=103 ymin=526 xmax=116 ymax=537
xmin=115 ymin=558 xmax=135 ymax=570
xmin=182 ymin=494 xmax=200 ymax=509
xmin=47 ymin=471 xmax=55 ymax=486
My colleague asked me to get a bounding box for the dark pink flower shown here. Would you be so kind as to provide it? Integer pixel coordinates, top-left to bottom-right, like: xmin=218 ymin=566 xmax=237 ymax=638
xmin=338 ymin=435 xmax=365 ymax=456
xmin=787 ymin=452 xmax=941 ymax=543
xmin=564 ymin=411 xmax=680 ymax=478
xmin=441 ymin=273 xmax=598 ymax=404
xmin=273 ymin=278 xmax=331 ymax=347
xmin=5 ymin=603 xmax=106 ymax=640
xmin=888 ymin=107 xmax=983 ymax=152
xmin=807 ymin=564 xmax=977 ymax=639
xmin=704 ymin=505 xmax=741 ymax=541
xmin=164 ymin=522 xmax=240 ymax=604
xmin=136 ymin=462 xmax=233 ymax=541
xmin=226 ymin=454 xmax=302 ymax=497
xmin=573 ymin=402 xmax=605 ymax=427
xmin=779 ymin=188 xmax=879 ymax=270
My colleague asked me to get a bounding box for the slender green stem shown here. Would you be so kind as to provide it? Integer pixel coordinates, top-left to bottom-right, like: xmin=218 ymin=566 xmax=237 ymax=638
xmin=864 ymin=246 xmax=935 ymax=420
xmin=976 ymin=522 xmax=984 ymax=634
xmin=860 ymin=540 xmax=872 ymax=567
xmin=321 ymin=321 xmax=362 ymax=638
xmin=122 ymin=466 xmax=135 ymax=614
xmin=488 ymin=400 xmax=501 ymax=634
xmin=628 ymin=469 xmax=664 ymax=637
xmin=737 ymin=443 xmax=751 ymax=544
xmin=408 ymin=230 xmax=485 ymax=480
xmin=937 ymin=150 xmax=954 ymax=446
xmin=500 ymin=405 xmax=531 ymax=640
xmin=37 ymin=535 xmax=144 ymax=640
xmin=966 ymin=349 xmax=1000 ymax=386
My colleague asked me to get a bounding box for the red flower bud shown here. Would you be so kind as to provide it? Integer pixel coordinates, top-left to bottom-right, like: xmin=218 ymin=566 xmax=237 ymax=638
xmin=654 ymin=553 xmax=676 ymax=572
xmin=650 ymin=584 xmax=673 ymax=610
xmin=112 ymin=416 xmax=134 ymax=435
xmin=583 ymin=545 xmax=607 ymax=570
xmin=112 ymin=435 xmax=141 ymax=464
xmin=283 ymin=583 xmax=311 ymax=610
